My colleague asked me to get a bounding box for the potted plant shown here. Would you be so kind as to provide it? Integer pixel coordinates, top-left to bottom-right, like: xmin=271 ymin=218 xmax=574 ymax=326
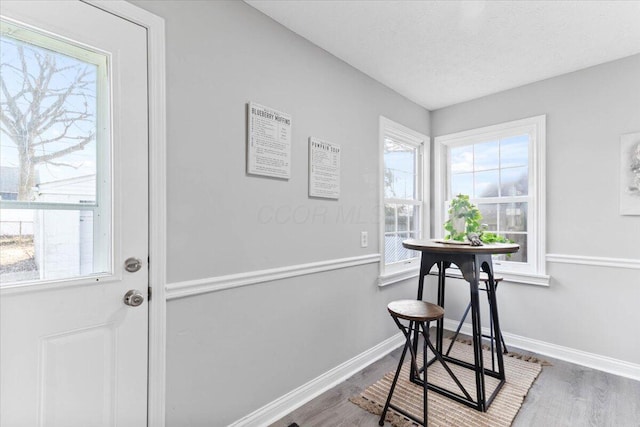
xmin=443 ymin=194 xmax=510 ymax=245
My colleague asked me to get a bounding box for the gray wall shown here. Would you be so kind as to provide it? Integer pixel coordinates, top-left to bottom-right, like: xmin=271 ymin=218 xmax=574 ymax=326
xmin=132 ymin=1 xmax=430 ymax=425
xmin=136 ymin=0 xmax=639 ymax=423
xmin=431 ymin=54 xmax=640 ymax=364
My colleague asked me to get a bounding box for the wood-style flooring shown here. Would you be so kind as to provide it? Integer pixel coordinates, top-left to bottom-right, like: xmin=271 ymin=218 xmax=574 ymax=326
xmin=270 ymin=332 xmax=640 ymax=427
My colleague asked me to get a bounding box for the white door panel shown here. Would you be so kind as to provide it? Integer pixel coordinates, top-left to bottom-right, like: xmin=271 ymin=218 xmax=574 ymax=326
xmin=0 ymin=1 xmax=148 ymax=426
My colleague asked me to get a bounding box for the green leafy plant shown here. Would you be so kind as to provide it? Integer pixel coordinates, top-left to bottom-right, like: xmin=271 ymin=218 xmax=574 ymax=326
xmin=444 ymin=194 xmax=482 ymax=241
xmin=478 ymin=231 xmax=509 ymax=244
xmin=444 ymin=194 xmax=511 ymax=244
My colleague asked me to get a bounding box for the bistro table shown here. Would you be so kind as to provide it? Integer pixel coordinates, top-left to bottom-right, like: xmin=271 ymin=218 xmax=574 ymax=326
xmin=402 ymin=238 xmax=520 ymax=412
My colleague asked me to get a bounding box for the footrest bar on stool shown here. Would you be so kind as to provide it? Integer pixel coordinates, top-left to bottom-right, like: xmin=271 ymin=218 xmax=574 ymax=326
xmin=440 ymin=354 xmax=504 ymax=379
xmin=411 ymin=378 xmax=483 ymax=412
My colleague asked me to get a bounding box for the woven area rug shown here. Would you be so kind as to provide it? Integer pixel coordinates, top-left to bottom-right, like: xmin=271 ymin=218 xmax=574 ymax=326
xmin=350 ymin=339 xmax=543 ymax=427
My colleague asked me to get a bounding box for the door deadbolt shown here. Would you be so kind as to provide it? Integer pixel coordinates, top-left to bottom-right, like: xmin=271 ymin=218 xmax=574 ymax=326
xmin=124 ymin=257 xmax=142 ymax=273
xmin=124 ymin=289 xmax=145 ymax=307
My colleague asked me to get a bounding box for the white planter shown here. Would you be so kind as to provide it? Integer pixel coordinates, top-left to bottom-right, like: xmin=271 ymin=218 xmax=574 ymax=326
xmin=452 ymin=216 xmax=466 ymax=235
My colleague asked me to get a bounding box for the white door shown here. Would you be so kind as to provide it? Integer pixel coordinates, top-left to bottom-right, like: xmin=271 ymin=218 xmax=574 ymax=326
xmin=0 ymin=1 xmax=149 ymax=426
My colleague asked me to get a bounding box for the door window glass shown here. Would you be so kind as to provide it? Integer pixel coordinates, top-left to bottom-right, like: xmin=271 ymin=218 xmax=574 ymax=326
xmin=0 ymin=20 xmax=110 ymax=284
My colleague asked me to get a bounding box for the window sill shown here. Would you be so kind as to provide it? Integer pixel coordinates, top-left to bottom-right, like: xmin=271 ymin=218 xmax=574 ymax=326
xmin=498 ymin=271 xmax=550 ymax=286
xmin=378 ymin=267 xmax=420 ymax=287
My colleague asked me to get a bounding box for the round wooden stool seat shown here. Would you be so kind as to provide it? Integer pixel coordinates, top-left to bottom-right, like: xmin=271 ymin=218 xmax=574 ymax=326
xmin=381 ymin=299 xmax=449 ymax=425
xmin=387 ymin=299 xmax=444 ymax=322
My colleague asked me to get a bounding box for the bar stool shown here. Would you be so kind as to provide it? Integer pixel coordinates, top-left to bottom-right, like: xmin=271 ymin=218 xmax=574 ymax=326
xmin=445 ymin=273 xmax=507 ymax=370
xmin=380 ymin=300 xmax=469 ymax=426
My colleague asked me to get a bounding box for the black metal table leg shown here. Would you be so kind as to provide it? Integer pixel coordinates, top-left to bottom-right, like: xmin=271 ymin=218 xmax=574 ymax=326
xmin=408 ymin=249 xmax=510 ymax=412
xmin=481 ymin=257 xmax=506 ymax=382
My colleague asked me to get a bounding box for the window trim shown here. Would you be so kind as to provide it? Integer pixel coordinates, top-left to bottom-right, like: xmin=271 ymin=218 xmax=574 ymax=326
xmin=378 ymin=116 xmax=430 ymax=285
xmin=434 ymin=115 xmax=548 ymax=285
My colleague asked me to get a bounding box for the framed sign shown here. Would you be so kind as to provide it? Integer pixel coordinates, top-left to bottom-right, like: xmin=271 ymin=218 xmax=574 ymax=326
xmin=309 ymin=137 xmax=341 ymax=199
xmin=247 ymin=102 xmax=292 ymax=179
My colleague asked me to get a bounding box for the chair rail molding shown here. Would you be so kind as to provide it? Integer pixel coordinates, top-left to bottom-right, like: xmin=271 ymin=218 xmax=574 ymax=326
xmin=166 ymin=254 xmax=381 ymax=300
xmin=546 ymin=253 xmax=640 ymax=270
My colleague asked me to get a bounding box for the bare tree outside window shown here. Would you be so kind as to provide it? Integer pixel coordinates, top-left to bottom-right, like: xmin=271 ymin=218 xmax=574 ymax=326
xmin=1 ymin=34 xmax=97 ymax=201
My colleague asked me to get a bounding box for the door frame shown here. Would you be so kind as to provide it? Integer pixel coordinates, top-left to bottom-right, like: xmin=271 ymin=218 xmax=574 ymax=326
xmin=85 ymin=2 xmax=167 ymax=425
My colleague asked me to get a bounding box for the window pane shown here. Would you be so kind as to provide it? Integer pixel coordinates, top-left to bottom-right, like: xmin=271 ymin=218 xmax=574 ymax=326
xmin=407 ymin=231 xmax=419 ymax=259
xmin=500 ymin=135 xmax=528 ymax=168
xmin=0 ymin=32 xmax=98 ymax=204
xmin=450 ymin=145 xmax=473 ymax=173
xmin=0 ymin=22 xmax=110 ymax=286
xmin=384 ymin=139 xmax=416 ymax=200
xmin=385 ymin=204 xmax=420 ymax=234
xmin=397 ymin=207 xmax=408 ymax=231
xmin=384 ymin=204 xmax=420 ymax=264
xmin=0 ymin=208 xmax=107 ymax=283
xmin=500 ymin=202 xmax=528 ymax=232
xmin=503 ymin=233 xmax=527 ymax=263
xmin=384 ymin=232 xmax=418 ymax=264
xmin=501 ymin=167 xmax=528 ymax=196
xmin=384 ymin=204 xmax=396 ymax=232
xmin=408 ymin=205 xmax=420 ymax=232
xmin=474 ymin=140 xmax=499 ymax=171
xmin=451 ymin=173 xmax=473 ymax=197
xmin=385 ymin=232 xmax=412 ymax=264
xmin=474 ymin=170 xmax=499 ymax=197
xmin=477 ymin=203 xmax=498 ymax=231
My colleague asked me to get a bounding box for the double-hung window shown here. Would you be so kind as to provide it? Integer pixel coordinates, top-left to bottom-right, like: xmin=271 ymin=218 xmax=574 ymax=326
xmin=434 ymin=116 xmax=548 ymax=285
xmin=379 ymin=117 xmax=429 ymax=284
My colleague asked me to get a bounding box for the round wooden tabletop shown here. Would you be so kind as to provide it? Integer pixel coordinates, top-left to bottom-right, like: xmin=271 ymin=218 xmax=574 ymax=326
xmin=402 ymin=238 xmax=520 ymax=255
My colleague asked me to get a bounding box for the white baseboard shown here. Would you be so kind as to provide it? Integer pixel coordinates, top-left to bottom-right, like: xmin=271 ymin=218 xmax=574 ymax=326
xmin=231 ymin=318 xmax=638 ymax=427
xmin=228 ymin=332 xmax=405 ymax=427
xmin=442 ymin=318 xmax=640 ymax=381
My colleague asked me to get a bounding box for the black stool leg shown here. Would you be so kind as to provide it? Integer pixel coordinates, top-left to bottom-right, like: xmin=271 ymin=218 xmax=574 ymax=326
xmin=381 ymin=319 xmax=433 ymax=426
xmin=379 ymin=323 xmax=412 ymax=426
xmin=422 ymin=321 xmax=429 ymax=426
xmin=499 ymin=330 xmax=508 ymax=353
xmin=485 ymin=287 xmax=496 ymax=370
xmin=424 ymin=326 xmax=473 ymax=401
xmin=484 ymin=280 xmax=509 ymax=355
xmin=493 ymin=280 xmax=508 ymax=354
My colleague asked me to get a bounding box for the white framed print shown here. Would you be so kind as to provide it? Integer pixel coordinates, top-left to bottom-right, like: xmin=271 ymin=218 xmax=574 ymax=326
xmin=620 ymin=132 xmax=640 ymax=215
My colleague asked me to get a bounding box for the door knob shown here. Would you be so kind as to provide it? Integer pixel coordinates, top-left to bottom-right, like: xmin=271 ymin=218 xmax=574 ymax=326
xmin=124 ymin=257 xmax=142 ymax=273
xmin=124 ymin=289 xmax=145 ymax=307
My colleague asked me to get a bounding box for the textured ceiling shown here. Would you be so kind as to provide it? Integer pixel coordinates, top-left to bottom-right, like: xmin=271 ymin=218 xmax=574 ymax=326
xmin=245 ymin=0 xmax=640 ymax=110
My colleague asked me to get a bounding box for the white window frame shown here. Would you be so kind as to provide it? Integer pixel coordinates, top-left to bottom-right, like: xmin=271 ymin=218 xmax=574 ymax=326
xmin=434 ymin=115 xmax=549 ymax=286
xmin=378 ymin=116 xmax=430 ymax=286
